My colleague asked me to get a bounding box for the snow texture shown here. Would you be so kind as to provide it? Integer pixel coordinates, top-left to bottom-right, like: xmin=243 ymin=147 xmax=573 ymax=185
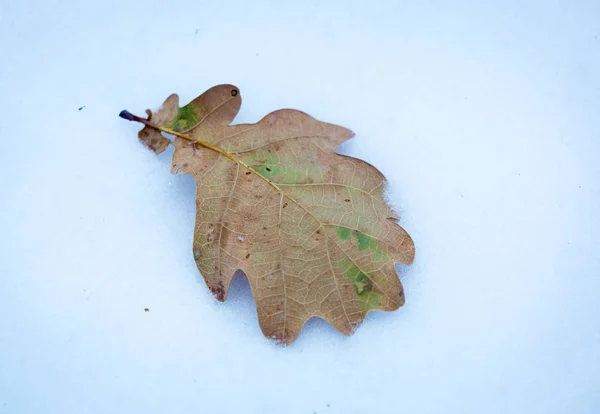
xmin=1 ymin=1 xmax=599 ymax=413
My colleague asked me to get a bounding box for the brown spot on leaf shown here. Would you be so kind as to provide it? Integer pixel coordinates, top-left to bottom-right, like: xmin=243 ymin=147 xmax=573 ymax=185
xmin=210 ymin=281 xmax=226 ymax=301
xmin=206 ymin=226 xmax=216 ymax=242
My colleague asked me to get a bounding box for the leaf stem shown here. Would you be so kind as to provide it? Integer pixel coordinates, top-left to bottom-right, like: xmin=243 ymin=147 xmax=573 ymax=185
xmin=119 ymin=109 xmax=260 ymax=176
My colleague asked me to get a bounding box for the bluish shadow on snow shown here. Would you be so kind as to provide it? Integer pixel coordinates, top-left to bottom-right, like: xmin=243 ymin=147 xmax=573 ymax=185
xmin=226 ymin=270 xmax=256 ymax=314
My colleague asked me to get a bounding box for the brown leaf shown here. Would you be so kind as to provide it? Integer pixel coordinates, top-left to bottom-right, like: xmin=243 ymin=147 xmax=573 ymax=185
xmin=123 ymin=85 xmax=415 ymax=344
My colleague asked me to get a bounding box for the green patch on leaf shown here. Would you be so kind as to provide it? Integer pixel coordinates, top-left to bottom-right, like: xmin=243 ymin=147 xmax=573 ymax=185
xmin=352 ymin=230 xmax=387 ymax=261
xmin=250 ymin=152 xmax=283 ymax=178
xmin=343 ymin=260 xmax=373 ymax=295
xmin=241 ymin=151 xmax=326 ymax=184
xmin=167 ymin=104 xmax=199 ymax=131
xmin=254 ymin=164 xmax=283 ymax=177
xmin=336 ymin=227 xmax=388 ymax=261
xmin=340 ymin=259 xmax=382 ymax=310
xmin=337 ymin=227 xmax=351 ymax=240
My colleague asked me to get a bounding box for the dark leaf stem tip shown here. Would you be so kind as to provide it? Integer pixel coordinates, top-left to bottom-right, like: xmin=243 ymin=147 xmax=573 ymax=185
xmin=119 ymin=110 xmax=135 ymax=121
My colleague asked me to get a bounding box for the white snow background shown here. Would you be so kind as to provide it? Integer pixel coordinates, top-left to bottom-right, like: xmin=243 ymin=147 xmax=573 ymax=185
xmin=1 ymin=1 xmax=599 ymax=413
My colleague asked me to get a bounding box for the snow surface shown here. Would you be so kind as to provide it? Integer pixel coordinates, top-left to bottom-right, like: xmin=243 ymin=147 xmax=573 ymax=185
xmin=1 ymin=1 xmax=599 ymax=413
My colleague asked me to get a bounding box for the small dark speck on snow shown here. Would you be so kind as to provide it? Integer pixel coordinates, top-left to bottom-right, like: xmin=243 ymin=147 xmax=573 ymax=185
xmin=78 ymin=106 xmax=85 ymax=111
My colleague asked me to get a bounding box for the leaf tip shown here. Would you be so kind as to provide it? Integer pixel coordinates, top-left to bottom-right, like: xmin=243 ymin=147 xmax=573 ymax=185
xmin=208 ymin=281 xmax=227 ymax=302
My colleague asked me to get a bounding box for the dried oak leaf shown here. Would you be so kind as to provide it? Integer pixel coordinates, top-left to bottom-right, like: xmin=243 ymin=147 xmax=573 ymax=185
xmin=121 ymin=84 xmax=415 ymax=344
